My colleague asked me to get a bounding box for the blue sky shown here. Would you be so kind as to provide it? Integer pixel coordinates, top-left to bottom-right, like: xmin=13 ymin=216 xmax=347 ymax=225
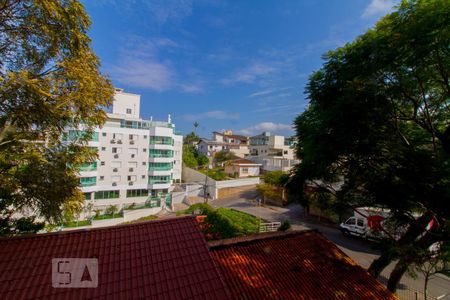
xmin=82 ymin=0 xmax=398 ymax=138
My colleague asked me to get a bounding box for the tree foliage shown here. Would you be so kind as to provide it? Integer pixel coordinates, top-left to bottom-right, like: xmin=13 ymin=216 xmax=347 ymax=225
xmin=262 ymin=170 xmax=289 ymax=187
xmin=184 ymin=131 xmax=199 ymax=145
xmin=182 ymin=144 xmax=198 ymax=168
xmin=0 ymin=1 xmax=113 ymax=235
xmin=294 ymin=0 xmax=449 ymax=291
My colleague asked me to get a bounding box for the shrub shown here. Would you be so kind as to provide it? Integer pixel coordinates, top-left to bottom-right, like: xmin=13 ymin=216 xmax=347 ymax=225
xmin=278 ymin=220 xmax=291 ymax=231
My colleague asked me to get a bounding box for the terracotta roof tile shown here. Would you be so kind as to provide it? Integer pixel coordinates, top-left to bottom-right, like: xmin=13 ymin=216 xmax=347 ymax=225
xmin=209 ymin=231 xmax=398 ymax=300
xmin=0 ymin=216 xmax=230 ymax=300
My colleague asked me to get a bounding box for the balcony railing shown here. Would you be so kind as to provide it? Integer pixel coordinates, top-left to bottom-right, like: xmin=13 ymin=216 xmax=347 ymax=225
xmin=148 ymin=151 xmax=173 ymax=158
xmin=80 ymin=177 xmax=96 ymax=187
xmin=148 ymin=178 xmax=171 ymax=184
xmin=79 ymin=162 xmax=97 ymax=172
xmin=149 ymin=137 xmax=173 ymax=145
xmin=148 ymin=163 xmax=172 ymax=171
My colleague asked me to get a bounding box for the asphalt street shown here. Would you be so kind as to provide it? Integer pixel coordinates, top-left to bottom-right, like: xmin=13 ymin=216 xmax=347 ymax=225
xmin=210 ymin=195 xmax=450 ymax=300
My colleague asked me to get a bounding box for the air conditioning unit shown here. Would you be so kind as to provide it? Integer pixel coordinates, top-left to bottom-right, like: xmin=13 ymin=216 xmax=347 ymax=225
xmin=117 ymin=140 xmax=122 ymax=144
xmin=128 ymin=181 xmax=133 ymax=186
xmin=113 ymin=168 xmax=118 ymax=172
xmin=129 ymin=168 xmax=134 ymax=172
xmin=110 ymin=139 xmax=116 ymax=144
xmin=112 ymin=182 xmax=117 ymax=186
xmin=130 ymin=140 xmax=135 ymax=145
xmin=114 ymin=154 xmax=119 ymax=158
xmin=131 ymin=154 xmax=135 ymax=158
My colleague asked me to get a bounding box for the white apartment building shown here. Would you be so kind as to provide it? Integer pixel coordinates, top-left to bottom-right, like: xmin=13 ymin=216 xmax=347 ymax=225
xmin=68 ymin=88 xmax=183 ymax=214
xmin=247 ymin=132 xmax=299 ymax=172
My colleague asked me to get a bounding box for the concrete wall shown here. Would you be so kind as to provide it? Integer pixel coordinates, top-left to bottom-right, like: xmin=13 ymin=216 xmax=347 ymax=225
xmin=123 ymin=207 xmax=160 ymax=222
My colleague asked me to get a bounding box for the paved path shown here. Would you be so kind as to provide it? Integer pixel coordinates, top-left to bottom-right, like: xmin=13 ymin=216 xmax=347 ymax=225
xmin=210 ymin=196 xmax=450 ymax=300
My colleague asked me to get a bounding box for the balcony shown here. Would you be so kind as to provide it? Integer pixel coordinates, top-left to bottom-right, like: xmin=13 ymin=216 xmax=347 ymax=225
xmin=149 ymin=150 xmax=173 ymax=158
xmin=79 ymin=162 xmax=97 ymax=172
xmin=80 ymin=177 xmax=96 ymax=187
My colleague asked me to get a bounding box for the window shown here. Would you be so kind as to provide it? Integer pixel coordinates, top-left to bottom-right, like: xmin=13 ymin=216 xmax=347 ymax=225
xmin=126 ymin=189 xmax=148 ymax=198
xmin=129 ymin=134 xmax=133 ymax=140
xmin=94 ymin=190 xmax=119 ymax=200
xmin=143 ymin=148 xmax=147 ymax=152
xmin=242 ymin=168 xmax=249 ymax=174
xmin=357 ymin=219 xmax=364 ymax=227
xmin=100 ymin=161 xmax=105 ymax=166
xmin=127 ymin=175 xmax=137 ymax=181
xmin=99 ymin=176 xmax=104 ymax=180
xmin=142 ymin=162 xmax=146 ymax=166
xmin=346 ymin=218 xmax=356 ymax=225
xmin=141 ymin=175 xmax=145 ymax=179
xmin=112 ymin=147 xmax=117 ymax=153
xmin=83 ymin=193 xmax=91 ymax=200
xmin=102 ymin=132 xmax=107 ymax=137
xmin=101 ymin=147 xmax=106 ymax=151
xmin=284 ymin=150 xmax=288 ymax=155
xmin=126 ymin=108 xmax=132 ymax=114
xmin=144 ymin=135 xmax=147 ymax=139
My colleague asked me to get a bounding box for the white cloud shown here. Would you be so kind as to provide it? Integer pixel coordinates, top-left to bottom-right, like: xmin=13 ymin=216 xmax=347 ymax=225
xmin=249 ymin=89 xmax=275 ymax=98
xmin=180 ymin=84 xmax=203 ymax=93
xmin=111 ymin=58 xmax=172 ymax=91
xmin=222 ymin=63 xmax=275 ymax=85
xmin=235 ymin=122 xmax=294 ymax=136
xmin=181 ymin=110 xmax=240 ymax=121
xmin=362 ymin=0 xmax=397 ymax=18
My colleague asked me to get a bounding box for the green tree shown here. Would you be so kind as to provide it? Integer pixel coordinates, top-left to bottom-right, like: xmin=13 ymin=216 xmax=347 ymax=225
xmin=182 ymin=145 xmax=198 ymax=168
xmin=262 ymin=171 xmax=289 ymax=187
xmin=184 ymin=131 xmax=199 ymax=145
xmin=0 ymin=1 xmax=113 ymax=235
xmin=293 ymin=0 xmax=449 ymax=292
xmin=196 ymin=154 xmax=209 ymax=167
xmin=214 ymin=150 xmax=237 ymax=164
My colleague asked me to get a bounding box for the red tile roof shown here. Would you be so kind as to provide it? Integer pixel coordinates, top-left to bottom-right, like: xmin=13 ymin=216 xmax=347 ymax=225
xmin=0 ymin=216 xmax=230 ymax=300
xmin=209 ymin=231 xmax=398 ymax=300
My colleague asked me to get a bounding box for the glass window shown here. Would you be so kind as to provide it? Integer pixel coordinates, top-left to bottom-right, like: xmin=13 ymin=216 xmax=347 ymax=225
xmin=94 ymin=190 xmax=120 ymax=200
xmin=102 ymin=132 xmax=107 ymax=137
xmin=101 ymin=147 xmax=106 ymax=151
xmin=126 ymin=108 xmax=132 ymax=114
xmin=357 ymin=219 xmax=364 ymax=227
xmin=126 ymin=189 xmax=148 ymax=198
xmin=346 ymin=218 xmax=356 ymax=225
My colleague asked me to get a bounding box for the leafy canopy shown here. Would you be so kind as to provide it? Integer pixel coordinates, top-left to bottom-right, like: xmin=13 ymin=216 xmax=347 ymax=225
xmin=294 ymin=0 xmax=449 ymax=291
xmin=0 ymin=1 xmax=113 ymax=235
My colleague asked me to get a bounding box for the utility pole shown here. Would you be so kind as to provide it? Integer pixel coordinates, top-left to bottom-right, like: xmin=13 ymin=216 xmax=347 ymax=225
xmin=203 ymin=166 xmax=209 ymax=203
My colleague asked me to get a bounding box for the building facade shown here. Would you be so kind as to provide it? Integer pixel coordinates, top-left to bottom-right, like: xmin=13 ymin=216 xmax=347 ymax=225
xmin=247 ymin=132 xmax=299 ymax=172
xmin=70 ymin=88 xmax=182 ymax=213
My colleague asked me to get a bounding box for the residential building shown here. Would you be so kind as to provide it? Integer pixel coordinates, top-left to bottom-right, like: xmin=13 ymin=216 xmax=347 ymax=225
xmin=224 ymin=159 xmax=261 ymax=178
xmin=0 ymin=218 xmax=397 ymax=300
xmin=247 ymin=132 xmax=299 ymax=172
xmin=197 ymin=138 xmax=227 ymax=157
xmin=67 ymin=88 xmax=182 ymax=215
xmin=212 ymin=131 xmax=250 ymax=158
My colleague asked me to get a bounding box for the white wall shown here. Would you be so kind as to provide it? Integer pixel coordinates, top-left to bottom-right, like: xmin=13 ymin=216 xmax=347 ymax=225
xmin=113 ymin=90 xmax=140 ymax=119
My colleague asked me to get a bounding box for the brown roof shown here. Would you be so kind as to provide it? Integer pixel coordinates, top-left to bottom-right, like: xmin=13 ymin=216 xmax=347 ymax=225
xmin=0 ymin=217 xmax=230 ymax=300
xmin=209 ymin=231 xmax=398 ymax=300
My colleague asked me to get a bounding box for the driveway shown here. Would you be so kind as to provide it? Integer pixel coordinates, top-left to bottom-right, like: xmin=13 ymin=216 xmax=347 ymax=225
xmin=210 ymin=196 xmax=450 ymax=300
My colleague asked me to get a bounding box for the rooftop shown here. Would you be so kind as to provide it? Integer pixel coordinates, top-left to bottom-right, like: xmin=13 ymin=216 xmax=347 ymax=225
xmin=0 ymin=217 xmax=230 ymax=300
xmin=229 ymin=158 xmax=262 ymax=165
xmin=209 ymin=231 xmax=398 ymax=300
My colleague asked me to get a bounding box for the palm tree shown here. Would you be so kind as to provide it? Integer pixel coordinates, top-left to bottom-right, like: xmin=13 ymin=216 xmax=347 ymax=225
xmin=193 ymin=121 xmax=199 ymax=133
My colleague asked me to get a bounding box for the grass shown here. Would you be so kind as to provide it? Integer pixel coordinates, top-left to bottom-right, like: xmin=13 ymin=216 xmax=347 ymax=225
xmin=63 ymin=220 xmax=91 ymax=228
xmin=93 ymin=212 xmax=123 ymax=221
xmin=178 ymin=203 xmax=259 ymax=239
xmin=121 ymin=215 xmax=158 ymax=225
xmin=198 ymin=167 xmax=231 ymax=181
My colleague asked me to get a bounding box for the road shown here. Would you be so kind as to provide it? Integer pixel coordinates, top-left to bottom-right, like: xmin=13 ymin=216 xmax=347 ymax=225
xmin=210 ymin=195 xmax=450 ymax=300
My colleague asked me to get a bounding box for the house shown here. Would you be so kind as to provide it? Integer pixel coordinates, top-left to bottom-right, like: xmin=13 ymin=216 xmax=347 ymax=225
xmin=224 ymin=158 xmax=262 ymax=178
xmin=247 ymin=132 xmax=299 ymax=172
xmin=209 ymin=230 xmax=398 ymax=300
xmin=0 ymin=217 xmax=230 ymax=300
xmin=197 ymin=138 xmax=228 ymax=157
xmin=212 ymin=131 xmax=250 ymax=158
xmin=0 ymin=218 xmax=397 ymax=299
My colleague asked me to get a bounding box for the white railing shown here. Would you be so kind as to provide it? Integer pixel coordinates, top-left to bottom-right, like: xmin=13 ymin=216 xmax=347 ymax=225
xmin=259 ymin=222 xmax=281 ymax=233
